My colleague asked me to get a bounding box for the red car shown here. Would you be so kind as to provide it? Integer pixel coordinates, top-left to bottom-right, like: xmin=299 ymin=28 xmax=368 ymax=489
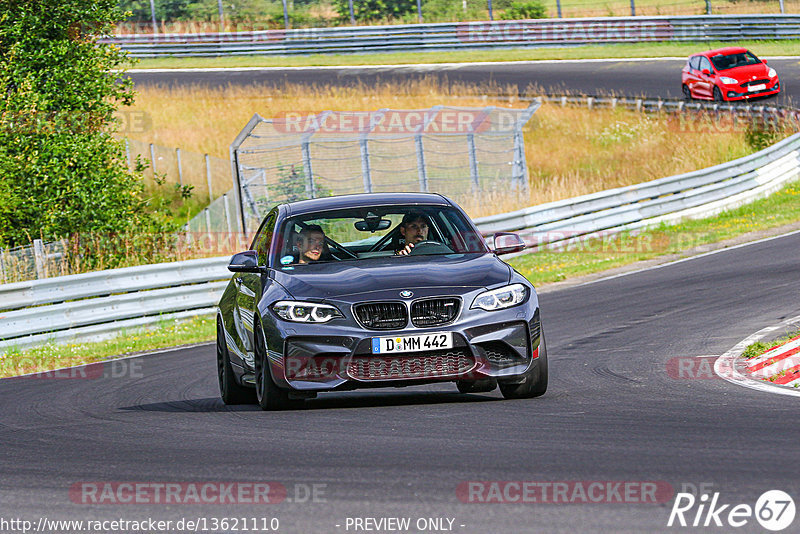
xmin=681 ymin=47 xmax=780 ymax=102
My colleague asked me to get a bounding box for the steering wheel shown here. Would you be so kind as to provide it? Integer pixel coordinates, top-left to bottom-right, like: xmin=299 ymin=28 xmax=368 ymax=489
xmin=408 ymin=240 xmax=452 ymax=255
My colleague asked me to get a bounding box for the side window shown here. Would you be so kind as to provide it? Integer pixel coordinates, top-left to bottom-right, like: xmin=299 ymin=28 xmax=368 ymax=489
xmin=689 ymin=56 xmax=701 ymax=71
xmin=252 ymin=210 xmax=277 ymax=266
xmin=699 ymin=57 xmax=712 ymax=73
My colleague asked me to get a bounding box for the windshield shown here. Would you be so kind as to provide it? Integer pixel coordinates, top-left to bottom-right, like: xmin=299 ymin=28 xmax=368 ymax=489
xmin=274 ymin=205 xmax=488 ymax=266
xmin=710 ymin=51 xmax=761 ymax=71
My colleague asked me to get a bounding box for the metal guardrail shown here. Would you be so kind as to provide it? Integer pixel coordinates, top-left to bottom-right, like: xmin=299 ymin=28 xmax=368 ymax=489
xmin=106 ymin=15 xmax=800 ymax=57
xmin=2 ymin=97 xmax=799 ymax=352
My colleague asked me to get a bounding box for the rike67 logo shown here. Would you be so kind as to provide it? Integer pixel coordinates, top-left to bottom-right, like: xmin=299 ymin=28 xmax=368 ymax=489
xmin=668 ymin=490 xmax=796 ymax=531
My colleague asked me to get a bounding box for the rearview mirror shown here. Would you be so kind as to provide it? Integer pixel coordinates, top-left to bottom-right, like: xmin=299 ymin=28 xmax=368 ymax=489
xmin=228 ymin=250 xmax=260 ymax=273
xmin=355 ymin=219 xmax=391 ymax=232
xmin=493 ymin=232 xmax=526 ymax=255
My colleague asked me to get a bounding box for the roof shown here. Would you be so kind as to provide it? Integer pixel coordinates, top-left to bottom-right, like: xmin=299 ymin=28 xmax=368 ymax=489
xmin=283 ymin=192 xmax=452 ymax=216
xmin=694 ymin=46 xmax=749 ymax=57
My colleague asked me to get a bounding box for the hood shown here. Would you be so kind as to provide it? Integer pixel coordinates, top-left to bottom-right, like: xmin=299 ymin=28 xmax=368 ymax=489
xmin=721 ymin=63 xmax=770 ymax=81
xmin=271 ymin=253 xmax=511 ymax=300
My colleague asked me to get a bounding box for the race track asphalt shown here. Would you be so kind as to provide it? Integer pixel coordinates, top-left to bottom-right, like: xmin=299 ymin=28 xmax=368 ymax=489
xmin=126 ymin=57 xmax=800 ymax=106
xmin=2 ymin=231 xmax=800 ymax=533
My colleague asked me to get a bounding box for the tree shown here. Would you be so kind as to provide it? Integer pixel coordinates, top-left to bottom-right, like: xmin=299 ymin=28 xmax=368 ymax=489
xmin=333 ymin=0 xmax=417 ymax=22
xmin=0 ymin=0 xmax=166 ymax=248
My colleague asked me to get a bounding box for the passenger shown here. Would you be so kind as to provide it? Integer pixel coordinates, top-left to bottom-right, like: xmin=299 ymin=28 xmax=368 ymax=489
xmin=296 ymin=224 xmax=326 ymax=263
xmin=396 ymin=212 xmax=429 ymax=256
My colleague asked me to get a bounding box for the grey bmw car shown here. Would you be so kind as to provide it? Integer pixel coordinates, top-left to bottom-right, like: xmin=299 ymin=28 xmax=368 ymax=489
xmin=217 ymin=192 xmax=547 ymax=410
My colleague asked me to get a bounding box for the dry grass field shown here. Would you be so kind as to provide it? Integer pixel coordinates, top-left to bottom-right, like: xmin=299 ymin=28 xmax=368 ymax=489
xmin=123 ymin=80 xmax=753 ymax=218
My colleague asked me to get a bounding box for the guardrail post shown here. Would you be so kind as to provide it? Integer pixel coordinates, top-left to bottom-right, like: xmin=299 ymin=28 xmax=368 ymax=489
xmin=415 ymin=134 xmax=428 ymax=192
xmin=33 ymin=239 xmax=46 ymax=280
xmin=223 ymin=193 xmax=233 ymax=235
xmin=205 ymin=154 xmax=214 ymax=202
xmin=467 ymin=133 xmax=480 ymax=191
xmin=302 ymin=141 xmax=315 ymax=198
xmin=176 ymin=147 xmax=183 ymax=186
xmin=360 ymin=138 xmax=373 ymax=193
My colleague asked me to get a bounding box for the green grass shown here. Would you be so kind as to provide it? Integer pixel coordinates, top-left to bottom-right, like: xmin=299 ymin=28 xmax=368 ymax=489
xmin=741 ymin=328 xmax=800 ymax=361
xmin=4 ymin=179 xmax=800 ymax=377
xmin=130 ymin=40 xmax=800 ymax=70
xmin=0 ymin=315 xmax=216 ymax=379
xmin=508 ymin=179 xmax=800 ymax=285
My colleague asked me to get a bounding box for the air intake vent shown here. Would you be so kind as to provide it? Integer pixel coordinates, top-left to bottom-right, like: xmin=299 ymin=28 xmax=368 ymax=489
xmin=348 ymin=350 xmax=475 ymax=380
xmin=410 ymin=297 xmax=461 ymax=327
xmin=354 ymin=302 xmax=408 ymax=330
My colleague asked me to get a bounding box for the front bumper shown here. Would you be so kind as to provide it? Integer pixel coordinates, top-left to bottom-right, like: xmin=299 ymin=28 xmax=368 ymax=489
xmin=263 ymin=292 xmax=542 ymax=391
xmin=722 ymin=79 xmax=780 ymax=101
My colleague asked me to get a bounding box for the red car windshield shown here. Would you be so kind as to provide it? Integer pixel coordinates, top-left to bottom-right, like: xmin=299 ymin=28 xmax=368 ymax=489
xmin=710 ymin=51 xmax=761 ymax=71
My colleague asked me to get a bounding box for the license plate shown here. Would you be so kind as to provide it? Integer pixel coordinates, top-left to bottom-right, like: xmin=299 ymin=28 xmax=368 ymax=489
xmin=748 ymin=84 xmax=766 ymax=91
xmin=371 ymin=332 xmax=453 ymax=354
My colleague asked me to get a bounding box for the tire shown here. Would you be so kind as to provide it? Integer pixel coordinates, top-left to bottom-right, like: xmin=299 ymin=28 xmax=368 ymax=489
xmin=254 ymin=323 xmax=303 ymax=411
xmin=499 ymin=333 xmax=548 ymax=399
xmin=456 ymin=378 xmax=497 ymax=394
xmin=713 ymin=86 xmax=724 ymax=102
xmin=682 ymin=84 xmax=692 ymax=101
xmin=217 ymin=319 xmax=256 ymax=405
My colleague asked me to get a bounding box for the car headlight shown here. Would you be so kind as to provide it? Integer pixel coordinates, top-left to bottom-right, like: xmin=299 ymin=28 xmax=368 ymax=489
xmin=471 ymin=283 xmax=528 ymax=311
xmin=719 ymin=76 xmax=738 ymax=85
xmin=768 ymin=67 xmax=778 ymax=78
xmin=272 ymin=301 xmax=343 ymax=323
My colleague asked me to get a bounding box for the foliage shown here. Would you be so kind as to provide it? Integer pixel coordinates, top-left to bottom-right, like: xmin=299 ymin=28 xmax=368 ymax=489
xmin=332 ymin=0 xmax=417 ymax=22
xmin=500 ymin=0 xmax=547 ymax=20
xmin=0 ymin=0 xmax=171 ymax=250
xmin=744 ymin=118 xmax=787 ymax=151
xmin=268 ymin=165 xmax=332 ymax=203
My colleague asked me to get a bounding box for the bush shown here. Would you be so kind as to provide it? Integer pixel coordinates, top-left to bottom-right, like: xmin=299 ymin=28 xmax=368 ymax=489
xmin=500 ymin=0 xmax=547 ymax=20
xmin=0 ymin=0 xmax=171 ymax=250
xmin=332 ymin=0 xmax=417 ymax=22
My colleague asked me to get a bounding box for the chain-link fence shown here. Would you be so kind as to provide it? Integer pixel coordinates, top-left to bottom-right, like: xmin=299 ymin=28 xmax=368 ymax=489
xmin=215 ymin=103 xmax=540 ymax=236
xmin=117 ymin=0 xmax=800 ymax=33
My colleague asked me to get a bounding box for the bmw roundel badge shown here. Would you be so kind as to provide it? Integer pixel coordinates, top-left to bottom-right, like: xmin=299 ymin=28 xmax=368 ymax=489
xmin=399 ymin=290 xmax=413 ymax=298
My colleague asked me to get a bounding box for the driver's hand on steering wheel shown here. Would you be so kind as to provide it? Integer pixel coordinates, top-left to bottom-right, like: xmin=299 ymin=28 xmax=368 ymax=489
xmin=396 ymin=243 xmax=415 ymax=256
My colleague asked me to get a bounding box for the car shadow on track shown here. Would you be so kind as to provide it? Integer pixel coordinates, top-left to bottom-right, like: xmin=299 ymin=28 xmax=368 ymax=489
xmin=119 ymin=391 xmax=501 ymax=413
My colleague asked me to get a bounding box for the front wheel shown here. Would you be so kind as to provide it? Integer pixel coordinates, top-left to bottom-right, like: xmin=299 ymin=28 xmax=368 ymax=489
xmin=254 ymin=324 xmax=303 ymax=411
xmin=217 ymin=319 xmax=256 ymax=405
xmin=682 ymin=84 xmax=692 ymax=101
xmin=499 ymin=334 xmax=548 ymax=399
xmin=713 ymin=86 xmax=724 ymax=102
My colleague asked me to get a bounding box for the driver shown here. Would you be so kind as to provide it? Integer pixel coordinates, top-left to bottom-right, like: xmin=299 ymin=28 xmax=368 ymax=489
xmin=396 ymin=212 xmax=429 ymax=256
xmin=296 ymin=224 xmax=326 ymax=263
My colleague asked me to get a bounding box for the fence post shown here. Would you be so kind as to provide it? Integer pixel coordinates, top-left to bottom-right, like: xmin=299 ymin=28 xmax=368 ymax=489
xmin=125 ymin=138 xmax=131 ymax=168
xmin=360 ymin=138 xmax=373 ymax=193
xmin=512 ymin=130 xmax=526 ymax=192
xmin=706 ymin=0 xmax=712 ymax=14
xmin=0 ymin=247 xmax=6 ymax=284
xmin=33 ymin=239 xmax=46 ymax=279
xmin=467 ymin=133 xmax=480 ymax=191
xmin=223 ymin=193 xmax=233 ymax=235
xmin=281 ymin=0 xmax=289 ymax=29
xmin=176 ymin=147 xmax=183 ymax=186
xmin=415 ymin=134 xmax=428 ymax=192
xmin=630 ymin=0 xmax=635 ymax=16
xmin=780 ymin=0 xmax=785 ymax=14
xmin=302 ymin=141 xmax=315 ymax=198
xmin=205 ymin=208 xmax=211 ymax=234
xmin=348 ymin=0 xmax=355 ymax=24
xmin=205 ymin=154 xmax=214 ymax=202
xmin=149 ymin=143 xmax=157 ymax=177
xmin=488 ymin=0 xmax=494 ymax=21
xmin=556 ymin=0 xmax=562 ymax=17
xmin=416 ymin=0 xmax=423 ymax=23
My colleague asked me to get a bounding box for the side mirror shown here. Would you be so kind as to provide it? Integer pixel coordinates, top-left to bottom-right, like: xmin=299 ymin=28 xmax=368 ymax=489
xmin=493 ymin=232 xmax=526 ymax=255
xmin=228 ymin=250 xmax=260 ymax=273
xmin=763 ymin=59 xmax=768 ymax=64
xmin=702 ymin=68 xmax=711 ymax=76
